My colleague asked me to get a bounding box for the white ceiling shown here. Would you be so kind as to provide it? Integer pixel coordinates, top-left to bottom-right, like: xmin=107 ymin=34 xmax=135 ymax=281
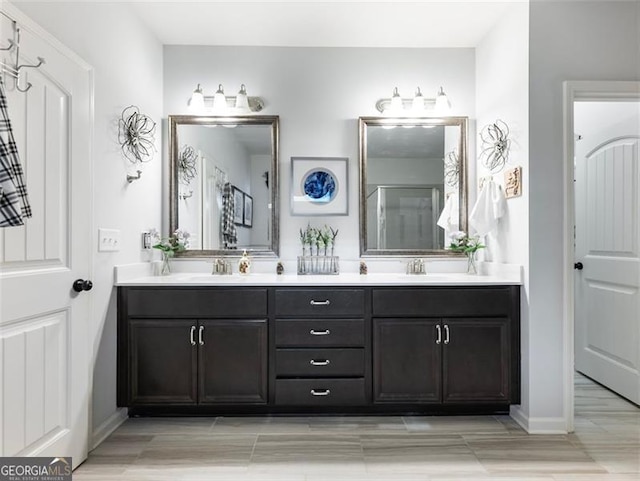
xmin=124 ymin=1 xmax=525 ymax=48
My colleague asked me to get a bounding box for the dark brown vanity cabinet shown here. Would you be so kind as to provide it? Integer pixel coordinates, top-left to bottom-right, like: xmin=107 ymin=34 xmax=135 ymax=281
xmin=118 ymin=284 xmax=520 ymax=413
xmin=372 ymin=287 xmax=519 ymax=406
xmin=118 ymin=288 xmax=268 ymax=407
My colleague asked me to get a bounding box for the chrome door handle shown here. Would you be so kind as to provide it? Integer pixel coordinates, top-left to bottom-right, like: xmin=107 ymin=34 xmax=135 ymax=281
xmin=310 ymin=389 xmax=331 ymax=396
xmin=310 ymin=300 xmax=331 ymax=306
xmin=435 ymin=324 xmax=442 ymax=344
xmin=198 ymin=325 xmax=205 ymax=346
xmin=444 ymin=324 xmax=450 ymax=345
xmin=190 ymin=326 xmax=196 ymax=346
xmin=310 ymin=359 xmax=330 ymax=366
xmin=310 ymin=329 xmax=330 ymax=336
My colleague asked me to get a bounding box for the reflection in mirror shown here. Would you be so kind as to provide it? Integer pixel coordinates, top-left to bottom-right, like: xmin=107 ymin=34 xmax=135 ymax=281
xmin=359 ymin=117 xmax=467 ymax=256
xmin=169 ymin=115 xmax=279 ymax=257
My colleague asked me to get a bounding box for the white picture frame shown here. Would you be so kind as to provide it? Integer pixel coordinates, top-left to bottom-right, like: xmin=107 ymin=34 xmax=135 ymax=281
xmin=290 ymin=157 xmax=348 ymax=216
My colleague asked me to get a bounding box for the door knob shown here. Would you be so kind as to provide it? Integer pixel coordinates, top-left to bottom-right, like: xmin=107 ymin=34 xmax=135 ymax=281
xmin=73 ymin=279 xmax=93 ymax=292
xmin=574 ymin=262 xmax=584 ymax=270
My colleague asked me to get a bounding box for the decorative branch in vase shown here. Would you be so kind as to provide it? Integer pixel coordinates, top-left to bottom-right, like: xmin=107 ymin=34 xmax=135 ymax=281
xmin=298 ymin=223 xmax=339 ymax=274
xmin=448 ymin=231 xmax=485 ymax=275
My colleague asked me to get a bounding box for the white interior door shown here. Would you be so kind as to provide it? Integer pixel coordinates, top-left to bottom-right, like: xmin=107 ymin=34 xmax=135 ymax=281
xmin=574 ymin=101 xmax=640 ymax=405
xmin=0 ymin=6 xmax=93 ymax=467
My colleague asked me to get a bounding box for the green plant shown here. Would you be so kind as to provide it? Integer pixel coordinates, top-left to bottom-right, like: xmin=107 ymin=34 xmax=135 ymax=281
xmin=150 ymin=228 xmax=190 ymax=256
xmin=448 ymin=231 xmax=485 ymax=254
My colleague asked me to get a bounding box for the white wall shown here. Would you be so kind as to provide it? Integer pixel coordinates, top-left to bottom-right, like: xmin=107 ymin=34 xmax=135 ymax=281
xmin=528 ymin=0 xmax=639 ymax=430
xmin=475 ymin=3 xmax=530 ymax=422
xmin=11 ymin=1 xmax=163 ymax=438
xmin=163 ymin=46 xmax=476 ymax=262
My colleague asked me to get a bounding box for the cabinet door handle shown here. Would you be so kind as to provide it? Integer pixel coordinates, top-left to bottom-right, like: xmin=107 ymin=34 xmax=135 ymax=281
xmin=310 ymin=299 xmax=331 ymax=306
xmin=435 ymin=324 xmax=442 ymax=344
xmin=198 ymin=325 xmax=205 ymax=346
xmin=190 ymin=326 xmax=196 ymax=346
xmin=444 ymin=324 xmax=450 ymax=345
xmin=310 ymin=359 xmax=331 ymax=366
xmin=310 ymin=389 xmax=331 ymax=396
xmin=310 ymin=329 xmax=330 ymax=336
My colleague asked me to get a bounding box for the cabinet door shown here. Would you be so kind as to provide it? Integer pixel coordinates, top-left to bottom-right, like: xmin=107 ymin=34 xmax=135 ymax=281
xmin=442 ymin=318 xmax=510 ymax=403
xmin=373 ymin=318 xmax=441 ymax=403
xmin=199 ymin=319 xmax=268 ymax=404
xmin=129 ymin=319 xmax=197 ymax=404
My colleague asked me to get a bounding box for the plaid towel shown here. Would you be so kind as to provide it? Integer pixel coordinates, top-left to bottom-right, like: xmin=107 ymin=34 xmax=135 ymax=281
xmin=0 ymin=79 xmax=31 ymax=227
xmin=221 ymin=182 xmax=237 ymax=249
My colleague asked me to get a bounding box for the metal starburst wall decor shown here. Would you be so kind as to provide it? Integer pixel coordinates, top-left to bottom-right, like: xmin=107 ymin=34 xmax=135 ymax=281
xmin=178 ymin=145 xmax=198 ymax=185
xmin=444 ymin=149 xmax=460 ymax=187
xmin=479 ymin=119 xmax=511 ymax=174
xmin=118 ymin=105 xmax=157 ymax=164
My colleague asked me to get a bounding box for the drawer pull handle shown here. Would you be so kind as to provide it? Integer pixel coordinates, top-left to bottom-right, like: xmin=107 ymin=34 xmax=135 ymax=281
xmin=435 ymin=324 xmax=442 ymax=345
xmin=310 ymin=389 xmax=331 ymax=396
xmin=310 ymin=359 xmax=330 ymax=366
xmin=310 ymin=300 xmax=331 ymax=306
xmin=190 ymin=326 xmax=196 ymax=346
xmin=444 ymin=324 xmax=450 ymax=345
xmin=310 ymin=329 xmax=331 ymax=336
xmin=199 ymin=325 xmax=205 ymax=346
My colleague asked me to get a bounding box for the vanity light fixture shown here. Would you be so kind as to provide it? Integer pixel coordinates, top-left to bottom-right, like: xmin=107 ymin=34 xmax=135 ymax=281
xmin=187 ymin=83 xmax=265 ymax=114
xmin=212 ymin=84 xmax=227 ymax=113
xmin=434 ymin=86 xmax=452 ymax=115
xmin=376 ymin=86 xmax=451 ymax=115
xmin=189 ymin=84 xmax=205 ymax=113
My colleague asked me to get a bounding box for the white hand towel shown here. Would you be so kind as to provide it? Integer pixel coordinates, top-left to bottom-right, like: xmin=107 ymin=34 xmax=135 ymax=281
xmin=469 ymin=180 xmax=506 ymax=236
xmin=437 ymin=193 xmax=459 ymax=232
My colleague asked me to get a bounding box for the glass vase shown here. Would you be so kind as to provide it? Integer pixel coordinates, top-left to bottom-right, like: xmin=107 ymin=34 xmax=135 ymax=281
xmin=467 ymin=251 xmax=478 ymax=275
xmin=160 ymin=251 xmax=172 ymax=276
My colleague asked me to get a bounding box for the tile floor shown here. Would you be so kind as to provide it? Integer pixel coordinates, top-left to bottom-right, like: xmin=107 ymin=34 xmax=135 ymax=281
xmin=75 ymin=373 xmax=639 ymax=480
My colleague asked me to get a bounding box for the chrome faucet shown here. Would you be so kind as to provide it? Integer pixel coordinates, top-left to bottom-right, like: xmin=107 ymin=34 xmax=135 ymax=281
xmin=406 ymin=258 xmax=426 ymax=275
xmin=212 ymin=258 xmax=232 ymax=275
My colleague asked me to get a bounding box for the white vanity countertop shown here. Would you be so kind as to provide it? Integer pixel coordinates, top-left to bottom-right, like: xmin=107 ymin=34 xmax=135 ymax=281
xmin=115 ymin=272 xmax=521 ymax=287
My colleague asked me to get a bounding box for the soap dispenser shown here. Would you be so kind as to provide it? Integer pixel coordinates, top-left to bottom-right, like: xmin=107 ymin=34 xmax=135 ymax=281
xmin=238 ymin=249 xmax=251 ymax=274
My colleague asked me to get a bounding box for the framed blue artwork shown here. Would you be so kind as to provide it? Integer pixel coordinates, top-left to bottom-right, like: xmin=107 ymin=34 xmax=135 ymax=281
xmin=290 ymin=157 xmax=348 ymax=216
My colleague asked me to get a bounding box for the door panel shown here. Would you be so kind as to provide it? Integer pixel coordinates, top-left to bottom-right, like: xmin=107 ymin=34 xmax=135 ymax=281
xmin=0 ymin=4 xmax=92 ymax=465
xmin=575 ymin=100 xmax=640 ymax=405
xmin=373 ymin=318 xmax=441 ymax=403
xmin=442 ymin=318 xmax=510 ymax=403
xmin=129 ymin=320 xmax=197 ymax=404
xmin=199 ymin=319 xmax=268 ymax=404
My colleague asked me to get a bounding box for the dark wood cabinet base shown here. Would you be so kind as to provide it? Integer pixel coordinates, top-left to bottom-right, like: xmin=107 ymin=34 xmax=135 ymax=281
xmin=118 ymin=285 xmax=520 ymax=415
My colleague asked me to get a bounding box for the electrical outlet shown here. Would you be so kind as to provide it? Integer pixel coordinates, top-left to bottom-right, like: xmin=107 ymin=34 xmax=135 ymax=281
xmin=98 ymin=228 xmax=121 ymax=252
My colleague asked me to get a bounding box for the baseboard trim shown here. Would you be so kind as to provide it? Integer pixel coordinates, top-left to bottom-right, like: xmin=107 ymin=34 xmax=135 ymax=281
xmin=91 ymin=408 xmax=128 ymax=450
xmin=510 ymin=406 xmax=567 ymax=434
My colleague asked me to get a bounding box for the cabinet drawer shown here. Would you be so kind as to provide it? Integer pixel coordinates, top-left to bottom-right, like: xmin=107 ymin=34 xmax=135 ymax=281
xmin=276 ymin=348 xmax=364 ymax=377
xmin=126 ymin=288 xmax=267 ymax=318
xmin=372 ymin=287 xmax=514 ymax=317
xmin=275 ymin=319 xmax=365 ymax=347
xmin=275 ymin=378 xmax=366 ymax=405
xmin=275 ymin=289 xmax=364 ymax=317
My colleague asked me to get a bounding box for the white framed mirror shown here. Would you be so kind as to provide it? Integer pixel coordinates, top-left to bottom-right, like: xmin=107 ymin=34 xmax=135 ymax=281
xmin=169 ymin=115 xmax=279 ymax=257
xmin=359 ymin=116 xmax=468 ymax=256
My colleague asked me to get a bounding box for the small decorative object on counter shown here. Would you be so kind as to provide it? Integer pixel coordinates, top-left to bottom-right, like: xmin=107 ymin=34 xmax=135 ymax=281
xmin=359 ymin=261 xmax=368 ymax=275
xmin=238 ymin=249 xmax=251 ymax=274
xmin=276 ymin=262 xmax=284 ymax=275
xmin=150 ymin=228 xmax=190 ymax=276
xmin=448 ymin=231 xmax=485 ymax=275
xmin=297 ymin=223 xmax=339 ymax=275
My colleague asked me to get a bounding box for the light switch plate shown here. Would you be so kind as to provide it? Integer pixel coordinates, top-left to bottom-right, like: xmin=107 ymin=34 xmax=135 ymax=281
xmin=98 ymin=228 xmax=121 ymax=252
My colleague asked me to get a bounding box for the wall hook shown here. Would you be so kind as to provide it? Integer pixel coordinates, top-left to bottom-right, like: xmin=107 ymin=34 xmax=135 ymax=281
xmin=127 ymin=170 xmax=142 ymax=183
xmin=179 ymin=190 xmax=193 ymax=200
xmin=0 ymin=39 xmax=15 ymax=52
